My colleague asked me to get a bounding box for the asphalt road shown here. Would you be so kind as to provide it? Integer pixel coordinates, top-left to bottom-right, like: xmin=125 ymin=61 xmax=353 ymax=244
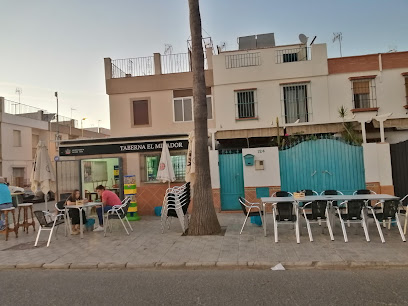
xmin=1 ymin=269 xmax=408 ymax=305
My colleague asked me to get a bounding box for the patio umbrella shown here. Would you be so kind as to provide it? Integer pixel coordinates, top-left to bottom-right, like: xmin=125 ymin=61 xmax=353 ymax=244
xmin=156 ymin=140 xmax=176 ymax=187
xmin=185 ymin=131 xmax=196 ymax=184
xmin=30 ymin=140 xmax=56 ymax=211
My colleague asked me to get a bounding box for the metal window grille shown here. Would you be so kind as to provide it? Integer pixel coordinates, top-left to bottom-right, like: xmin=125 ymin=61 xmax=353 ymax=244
xmin=404 ymin=77 xmax=408 ymax=105
xmin=276 ymin=47 xmax=311 ymax=64
xmin=351 ymin=79 xmax=377 ymax=109
xmin=225 ymin=52 xmax=261 ymax=69
xmin=281 ymin=84 xmax=311 ymax=124
xmin=146 ymin=155 xmax=159 ymax=181
xmin=145 ymin=154 xmax=186 ymax=182
xmin=236 ymin=90 xmax=257 ymax=119
xmin=171 ymin=155 xmax=186 ymax=181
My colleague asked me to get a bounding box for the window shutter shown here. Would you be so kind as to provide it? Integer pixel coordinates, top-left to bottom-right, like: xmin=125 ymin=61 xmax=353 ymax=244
xmin=353 ymin=80 xmax=370 ymax=94
xmin=132 ymin=100 xmax=149 ymax=125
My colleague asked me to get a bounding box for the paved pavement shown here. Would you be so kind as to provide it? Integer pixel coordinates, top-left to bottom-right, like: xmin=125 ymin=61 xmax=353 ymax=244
xmin=1 ymin=269 xmax=408 ymax=305
xmin=1 ymin=204 xmax=408 ymax=269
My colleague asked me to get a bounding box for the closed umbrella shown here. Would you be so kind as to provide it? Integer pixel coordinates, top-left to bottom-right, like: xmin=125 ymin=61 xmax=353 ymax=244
xmin=31 ymin=141 xmax=56 ymax=211
xmin=156 ymin=141 xmax=176 ymax=187
xmin=185 ymin=131 xmax=196 ymax=184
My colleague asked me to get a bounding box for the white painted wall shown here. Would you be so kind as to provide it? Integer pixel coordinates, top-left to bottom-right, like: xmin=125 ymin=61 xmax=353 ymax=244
xmin=363 ymin=143 xmax=393 ymax=185
xmin=209 ymin=150 xmax=220 ymax=188
xmin=213 ymin=76 xmax=330 ymax=131
xmin=242 ymin=147 xmax=280 ymax=187
xmin=213 ymin=44 xmax=328 ymax=86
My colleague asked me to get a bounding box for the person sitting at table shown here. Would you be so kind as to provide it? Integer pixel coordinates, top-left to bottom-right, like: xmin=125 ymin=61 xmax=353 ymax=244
xmin=93 ymin=185 xmax=122 ymax=232
xmin=66 ymin=189 xmax=88 ymax=235
xmin=0 ymin=177 xmax=13 ymax=231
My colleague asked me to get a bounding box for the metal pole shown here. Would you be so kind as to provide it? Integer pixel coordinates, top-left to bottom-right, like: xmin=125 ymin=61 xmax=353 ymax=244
xmin=55 ymin=92 xmax=59 ymax=201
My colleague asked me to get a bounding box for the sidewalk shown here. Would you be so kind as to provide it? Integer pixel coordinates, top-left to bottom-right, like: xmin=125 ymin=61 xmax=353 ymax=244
xmin=1 ymin=213 xmax=408 ymax=270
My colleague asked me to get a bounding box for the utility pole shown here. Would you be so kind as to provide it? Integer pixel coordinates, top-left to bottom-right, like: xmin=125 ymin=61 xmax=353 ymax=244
xmin=15 ymin=87 xmax=22 ymax=114
xmin=55 ymin=92 xmax=59 ymax=201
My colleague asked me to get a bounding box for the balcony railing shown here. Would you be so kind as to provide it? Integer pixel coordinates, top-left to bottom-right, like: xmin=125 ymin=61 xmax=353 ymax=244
xmin=111 ymin=56 xmax=154 ymax=78
xmin=276 ymin=47 xmax=311 ymax=64
xmin=4 ymin=99 xmax=45 ymax=116
xmin=51 ymin=115 xmax=78 ymax=128
xmin=161 ymin=53 xmax=191 ymax=74
xmin=111 ymin=52 xmax=209 ymax=78
xmin=3 ymin=99 xmax=77 ymax=126
xmin=225 ymin=52 xmax=261 ymax=69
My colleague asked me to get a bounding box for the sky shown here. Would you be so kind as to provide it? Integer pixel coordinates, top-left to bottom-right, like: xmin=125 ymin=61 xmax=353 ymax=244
xmin=1 ymin=0 xmax=407 ymax=129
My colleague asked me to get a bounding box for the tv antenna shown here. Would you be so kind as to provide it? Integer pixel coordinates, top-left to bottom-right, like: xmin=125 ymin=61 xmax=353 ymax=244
xmin=15 ymin=87 xmax=22 ymax=104
xmin=333 ymin=32 xmax=343 ymax=57
xmin=164 ymin=44 xmax=173 ymax=55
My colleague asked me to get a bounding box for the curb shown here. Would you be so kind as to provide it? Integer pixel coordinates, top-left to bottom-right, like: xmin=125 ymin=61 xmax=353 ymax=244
xmin=2 ymin=261 xmax=408 ymax=271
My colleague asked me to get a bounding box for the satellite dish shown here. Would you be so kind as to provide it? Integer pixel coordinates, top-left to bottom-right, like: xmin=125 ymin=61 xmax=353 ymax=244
xmin=299 ymin=34 xmax=308 ymax=44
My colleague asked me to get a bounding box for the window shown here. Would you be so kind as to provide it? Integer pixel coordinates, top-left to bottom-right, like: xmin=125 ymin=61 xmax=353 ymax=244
xmin=12 ymin=167 xmax=24 ymax=186
xmin=404 ymin=76 xmax=408 ymax=105
xmin=132 ymin=100 xmax=150 ymax=126
xmin=282 ymin=84 xmax=310 ymax=124
xmin=351 ymin=78 xmax=377 ymax=109
xmin=283 ymin=53 xmax=298 ymax=63
xmin=32 ymin=134 xmax=39 ymax=158
xmin=276 ymin=47 xmax=310 ymax=63
xmin=206 ymin=96 xmax=213 ymax=120
xmin=173 ymin=97 xmax=193 ymax=122
xmin=235 ymin=90 xmax=257 ymax=119
xmin=144 ymin=154 xmax=186 ymax=182
xmin=13 ymin=130 xmax=21 ymax=147
xmin=173 ymin=96 xmax=213 ymax=122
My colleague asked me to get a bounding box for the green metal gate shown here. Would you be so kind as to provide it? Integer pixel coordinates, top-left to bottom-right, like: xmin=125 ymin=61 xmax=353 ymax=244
xmin=279 ymin=138 xmax=366 ymax=194
xmin=219 ymin=150 xmax=244 ymax=210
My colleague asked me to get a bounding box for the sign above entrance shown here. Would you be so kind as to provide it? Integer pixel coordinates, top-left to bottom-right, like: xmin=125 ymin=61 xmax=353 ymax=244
xmin=59 ymin=140 xmax=188 ymax=157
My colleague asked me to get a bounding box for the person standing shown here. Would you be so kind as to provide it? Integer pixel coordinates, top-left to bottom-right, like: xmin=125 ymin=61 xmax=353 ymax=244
xmin=93 ymin=185 xmax=122 ymax=232
xmin=0 ymin=177 xmax=13 ymax=231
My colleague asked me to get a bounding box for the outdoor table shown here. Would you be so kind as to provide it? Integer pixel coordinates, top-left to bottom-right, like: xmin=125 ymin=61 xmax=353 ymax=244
xmin=65 ymin=202 xmax=99 ymax=239
xmin=261 ymin=194 xmax=399 ymax=243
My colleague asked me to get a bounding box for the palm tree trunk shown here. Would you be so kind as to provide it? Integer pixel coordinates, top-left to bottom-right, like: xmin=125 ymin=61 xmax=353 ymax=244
xmin=187 ymin=0 xmax=221 ymax=235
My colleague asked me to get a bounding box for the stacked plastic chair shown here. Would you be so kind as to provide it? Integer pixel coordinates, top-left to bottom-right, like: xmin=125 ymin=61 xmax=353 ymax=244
xmin=161 ymin=182 xmax=191 ymax=233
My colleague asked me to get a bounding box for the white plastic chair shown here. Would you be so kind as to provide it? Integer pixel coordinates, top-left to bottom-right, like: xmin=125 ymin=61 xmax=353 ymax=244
xmin=104 ymin=196 xmax=133 ymax=237
xmin=161 ymin=183 xmax=191 ymax=233
xmin=238 ymin=197 xmax=263 ymax=234
xmin=33 ymin=210 xmax=65 ymax=247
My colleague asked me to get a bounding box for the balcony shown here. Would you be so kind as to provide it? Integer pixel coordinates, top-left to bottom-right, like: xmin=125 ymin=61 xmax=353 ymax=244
xmin=109 ymin=52 xmax=209 ymax=79
xmin=2 ymin=99 xmax=78 ymax=127
xmin=275 ymin=47 xmax=311 ymax=64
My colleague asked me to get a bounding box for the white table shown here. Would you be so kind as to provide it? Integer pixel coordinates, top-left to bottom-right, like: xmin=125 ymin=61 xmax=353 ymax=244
xmin=261 ymin=194 xmax=400 ymax=243
xmin=65 ymin=202 xmax=100 ymax=238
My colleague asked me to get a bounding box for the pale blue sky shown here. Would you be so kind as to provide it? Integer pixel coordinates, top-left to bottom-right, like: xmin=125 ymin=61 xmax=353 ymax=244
xmin=1 ymin=0 xmax=407 ymax=129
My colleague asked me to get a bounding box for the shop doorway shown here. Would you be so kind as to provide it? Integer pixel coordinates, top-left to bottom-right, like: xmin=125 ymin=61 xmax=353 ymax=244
xmin=80 ymin=157 xmax=124 ymax=201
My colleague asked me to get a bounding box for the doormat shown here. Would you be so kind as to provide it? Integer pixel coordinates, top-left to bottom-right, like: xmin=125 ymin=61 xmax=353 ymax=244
xmin=181 ymin=226 xmax=227 ymax=236
xmin=2 ymin=241 xmax=46 ymax=251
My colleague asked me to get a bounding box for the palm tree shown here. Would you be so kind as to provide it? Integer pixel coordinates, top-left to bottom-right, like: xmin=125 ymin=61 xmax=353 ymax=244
xmin=187 ymin=0 xmax=221 ymax=235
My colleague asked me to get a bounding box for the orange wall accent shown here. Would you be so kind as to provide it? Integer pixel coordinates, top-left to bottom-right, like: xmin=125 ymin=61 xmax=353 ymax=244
xmin=328 ymin=54 xmax=379 ymax=74
xmin=382 ymin=52 xmax=408 ymax=69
